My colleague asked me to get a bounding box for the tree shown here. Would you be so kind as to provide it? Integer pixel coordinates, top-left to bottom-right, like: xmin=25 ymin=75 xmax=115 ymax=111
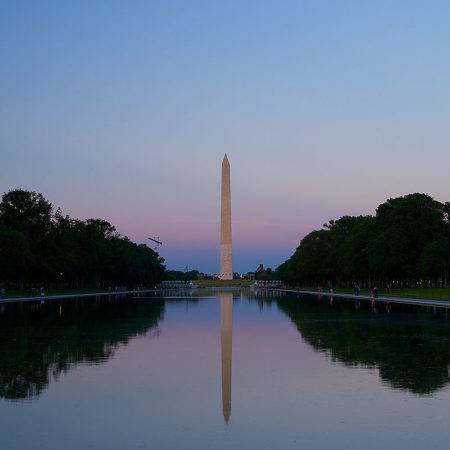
xmin=0 ymin=189 xmax=53 ymax=285
xmin=0 ymin=224 xmax=32 ymax=287
xmin=370 ymin=193 xmax=447 ymax=281
xmin=277 ymin=193 xmax=449 ymax=287
xmin=0 ymin=189 xmax=166 ymax=288
xmin=0 ymin=189 xmax=53 ymax=237
xmin=341 ymin=216 xmax=374 ymax=282
xmin=420 ymin=238 xmax=450 ymax=287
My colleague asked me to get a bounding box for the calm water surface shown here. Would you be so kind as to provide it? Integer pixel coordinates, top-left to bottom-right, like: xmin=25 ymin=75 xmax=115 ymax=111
xmin=1 ymin=289 xmax=450 ymax=449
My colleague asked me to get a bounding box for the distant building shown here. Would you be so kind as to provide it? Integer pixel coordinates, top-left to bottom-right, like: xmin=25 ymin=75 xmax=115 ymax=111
xmin=240 ymin=272 xmax=255 ymax=280
xmin=197 ymin=273 xmax=220 ymax=280
xmin=197 ymin=272 xmax=254 ymax=280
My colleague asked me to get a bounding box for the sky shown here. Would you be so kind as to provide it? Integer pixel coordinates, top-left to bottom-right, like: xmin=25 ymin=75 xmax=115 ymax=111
xmin=1 ymin=1 xmax=449 ymax=273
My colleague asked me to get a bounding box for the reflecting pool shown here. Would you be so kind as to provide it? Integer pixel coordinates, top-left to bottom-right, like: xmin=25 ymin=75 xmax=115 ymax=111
xmin=1 ymin=290 xmax=450 ymax=449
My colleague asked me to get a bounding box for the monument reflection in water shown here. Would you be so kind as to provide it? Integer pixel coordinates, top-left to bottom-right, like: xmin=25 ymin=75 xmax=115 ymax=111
xmin=3 ymin=291 xmax=450 ymax=449
xmin=220 ymin=292 xmax=232 ymax=424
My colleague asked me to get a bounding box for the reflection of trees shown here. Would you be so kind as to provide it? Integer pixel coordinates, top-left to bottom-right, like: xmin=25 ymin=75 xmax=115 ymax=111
xmin=0 ymin=296 xmax=164 ymax=401
xmin=276 ymin=295 xmax=450 ymax=395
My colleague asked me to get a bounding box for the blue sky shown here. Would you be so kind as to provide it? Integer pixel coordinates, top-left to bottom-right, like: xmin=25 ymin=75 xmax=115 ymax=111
xmin=1 ymin=1 xmax=449 ymax=272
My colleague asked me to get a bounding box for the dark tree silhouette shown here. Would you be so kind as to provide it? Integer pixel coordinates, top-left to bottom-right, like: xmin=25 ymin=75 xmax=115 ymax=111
xmin=0 ymin=189 xmax=165 ymax=289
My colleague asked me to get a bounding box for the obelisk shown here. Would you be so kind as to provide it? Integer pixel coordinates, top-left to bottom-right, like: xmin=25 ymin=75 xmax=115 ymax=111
xmin=220 ymin=154 xmax=233 ymax=280
xmin=220 ymin=292 xmax=233 ymax=424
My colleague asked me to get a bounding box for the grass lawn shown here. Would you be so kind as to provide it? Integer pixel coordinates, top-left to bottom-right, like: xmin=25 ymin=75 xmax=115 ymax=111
xmin=287 ymin=286 xmax=450 ymax=301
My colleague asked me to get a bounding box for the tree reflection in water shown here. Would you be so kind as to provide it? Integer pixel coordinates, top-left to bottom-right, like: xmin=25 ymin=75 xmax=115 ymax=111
xmin=3 ymin=291 xmax=450 ymax=402
xmin=0 ymin=295 xmax=164 ymax=401
xmin=274 ymin=293 xmax=450 ymax=395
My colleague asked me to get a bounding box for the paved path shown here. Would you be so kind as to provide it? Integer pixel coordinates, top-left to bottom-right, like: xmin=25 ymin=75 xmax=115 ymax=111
xmin=0 ymin=289 xmax=158 ymax=304
xmin=266 ymin=288 xmax=450 ymax=308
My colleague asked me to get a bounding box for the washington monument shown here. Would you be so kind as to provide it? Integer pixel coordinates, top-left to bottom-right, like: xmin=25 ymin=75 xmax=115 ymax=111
xmin=220 ymin=154 xmax=233 ymax=280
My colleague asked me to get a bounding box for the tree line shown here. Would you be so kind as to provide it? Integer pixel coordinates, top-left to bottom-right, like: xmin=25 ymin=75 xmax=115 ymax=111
xmin=277 ymin=193 xmax=450 ymax=287
xmin=164 ymin=270 xmax=199 ymax=281
xmin=0 ymin=189 xmax=165 ymax=289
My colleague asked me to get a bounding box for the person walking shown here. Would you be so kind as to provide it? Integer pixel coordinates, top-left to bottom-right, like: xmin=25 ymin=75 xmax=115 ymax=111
xmin=372 ymin=285 xmax=378 ymax=298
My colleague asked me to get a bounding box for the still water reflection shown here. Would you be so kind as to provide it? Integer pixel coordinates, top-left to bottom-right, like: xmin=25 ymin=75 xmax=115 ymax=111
xmin=277 ymin=294 xmax=450 ymax=395
xmin=220 ymin=292 xmax=232 ymax=424
xmin=1 ymin=290 xmax=450 ymax=449
xmin=0 ymin=295 xmax=164 ymax=400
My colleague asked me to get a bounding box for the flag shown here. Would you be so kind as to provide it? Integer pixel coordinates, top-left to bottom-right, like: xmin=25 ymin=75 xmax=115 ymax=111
xmin=184 ymin=266 xmax=188 ymax=273
xmin=256 ymin=264 xmax=264 ymax=273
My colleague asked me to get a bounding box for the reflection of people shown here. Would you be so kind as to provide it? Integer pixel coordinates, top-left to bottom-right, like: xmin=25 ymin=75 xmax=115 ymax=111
xmin=371 ymin=299 xmax=379 ymax=313
xmin=330 ymin=296 xmax=334 ymax=305
xmin=386 ymin=302 xmax=391 ymax=314
xmin=354 ymin=299 xmax=360 ymax=310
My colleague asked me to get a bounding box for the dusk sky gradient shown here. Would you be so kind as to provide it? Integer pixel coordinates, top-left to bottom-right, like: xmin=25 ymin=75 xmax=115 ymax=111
xmin=1 ymin=1 xmax=449 ymax=272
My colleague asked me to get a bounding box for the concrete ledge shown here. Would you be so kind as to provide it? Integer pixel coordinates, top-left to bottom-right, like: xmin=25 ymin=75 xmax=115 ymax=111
xmin=0 ymin=289 xmax=157 ymax=304
xmin=262 ymin=288 xmax=450 ymax=308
